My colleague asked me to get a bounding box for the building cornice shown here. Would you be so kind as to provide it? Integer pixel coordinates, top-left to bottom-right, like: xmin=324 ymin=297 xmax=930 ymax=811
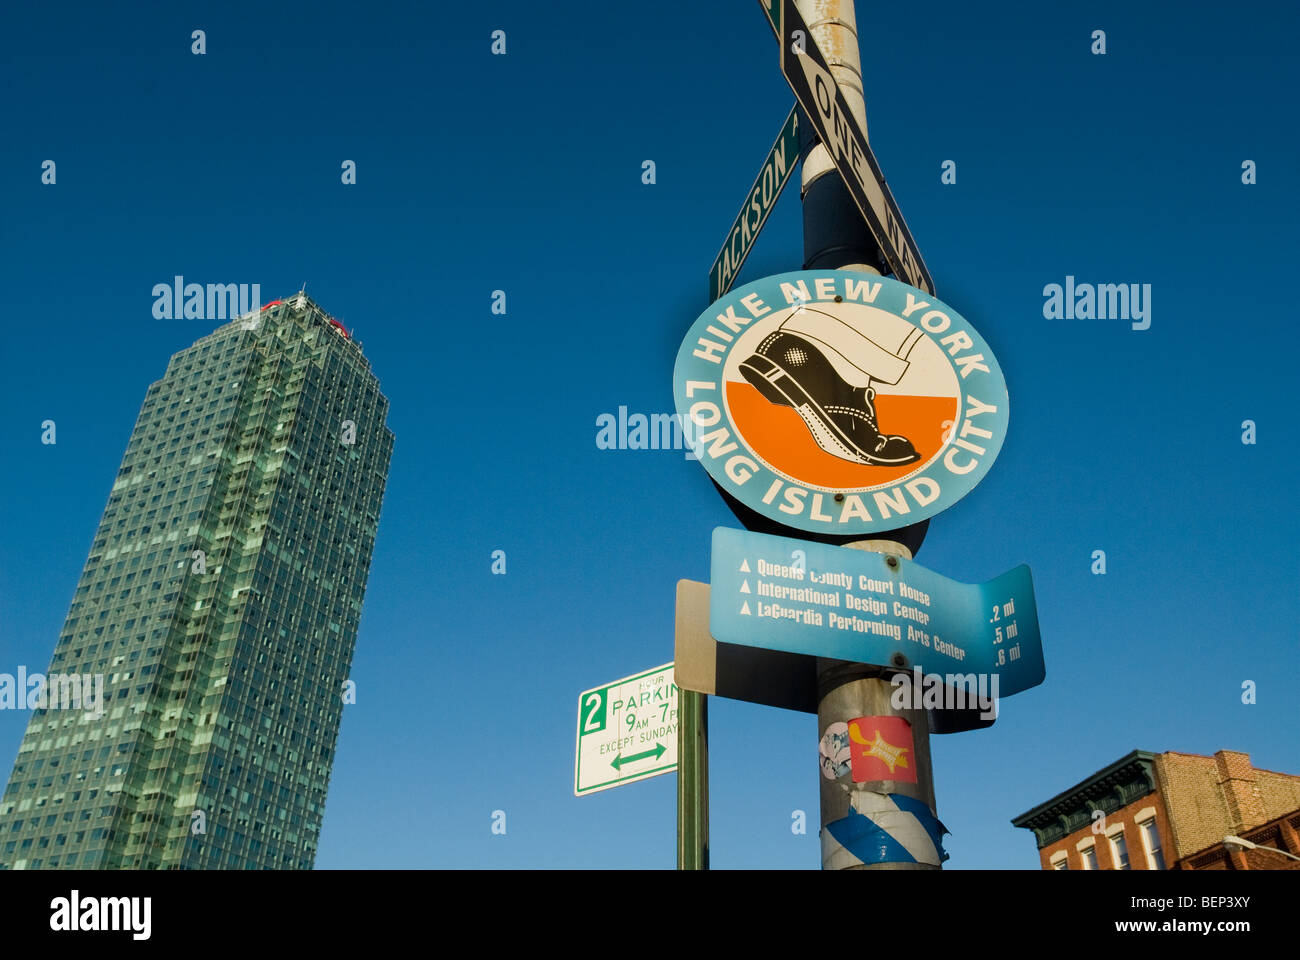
xmin=1011 ymin=750 xmax=1159 ymax=849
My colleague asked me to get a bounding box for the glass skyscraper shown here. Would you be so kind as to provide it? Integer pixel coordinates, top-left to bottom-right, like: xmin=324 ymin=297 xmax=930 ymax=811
xmin=0 ymin=293 xmax=393 ymax=869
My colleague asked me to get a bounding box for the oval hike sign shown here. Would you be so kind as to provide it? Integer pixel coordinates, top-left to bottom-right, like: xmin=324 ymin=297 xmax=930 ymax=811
xmin=673 ymin=270 xmax=1009 ymax=536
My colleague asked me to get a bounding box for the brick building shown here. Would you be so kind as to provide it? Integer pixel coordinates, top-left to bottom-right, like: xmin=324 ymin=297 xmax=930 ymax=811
xmin=1011 ymin=749 xmax=1300 ymax=870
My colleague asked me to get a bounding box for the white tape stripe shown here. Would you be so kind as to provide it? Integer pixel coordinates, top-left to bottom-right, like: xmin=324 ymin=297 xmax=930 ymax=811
xmin=821 ymin=830 xmax=856 ymax=870
xmin=849 ymin=792 xmax=941 ymax=865
xmin=874 ymin=810 xmax=940 ymax=864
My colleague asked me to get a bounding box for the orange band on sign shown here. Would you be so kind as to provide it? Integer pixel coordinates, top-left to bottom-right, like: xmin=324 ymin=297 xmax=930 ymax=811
xmin=727 ymin=382 xmax=957 ymax=489
xmin=847 ymin=716 xmax=917 ymax=784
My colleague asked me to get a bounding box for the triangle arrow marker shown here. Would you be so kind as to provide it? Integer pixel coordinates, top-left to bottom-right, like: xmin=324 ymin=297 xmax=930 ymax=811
xmin=740 ymin=580 xmax=751 ymax=593
xmin=740 ymin=601 xmax=752 ymax=616
xmin=739 ymin=559 xmax=751 ymax=573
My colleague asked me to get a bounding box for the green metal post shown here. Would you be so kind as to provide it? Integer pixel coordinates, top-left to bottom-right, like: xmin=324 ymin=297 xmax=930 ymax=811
xmin=676 ymin=690 xmax=709 ymax=869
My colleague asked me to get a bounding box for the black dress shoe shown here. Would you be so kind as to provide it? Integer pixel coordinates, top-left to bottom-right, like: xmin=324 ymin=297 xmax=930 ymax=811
xmin=739 ymin=331 xmax=920 ymax=466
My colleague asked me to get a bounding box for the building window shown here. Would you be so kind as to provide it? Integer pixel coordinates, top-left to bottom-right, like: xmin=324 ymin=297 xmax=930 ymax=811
xmin=1050 ymin=852 xmax=1069 ymax=870
xmin=1110 ymin=831 xmax=1130 ymax=870
xmin=1138 ymin=819 xmax=1165 ymax=870
xmin=1080 ymin=845 xmax=1098 ymax=870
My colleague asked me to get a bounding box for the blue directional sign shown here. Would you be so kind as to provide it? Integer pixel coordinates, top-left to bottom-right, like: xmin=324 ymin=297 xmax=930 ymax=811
xmin=709 ymin=527 xmax=1044 ymax=697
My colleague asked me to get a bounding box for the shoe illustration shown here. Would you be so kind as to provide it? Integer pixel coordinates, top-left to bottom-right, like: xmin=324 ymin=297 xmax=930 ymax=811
xmin=738 ymin=307 xmax=922 ymax=466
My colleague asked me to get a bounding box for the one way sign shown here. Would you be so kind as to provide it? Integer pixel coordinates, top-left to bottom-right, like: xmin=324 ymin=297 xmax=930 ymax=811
xmin=772 ymin=0 xmax=934 ymax=295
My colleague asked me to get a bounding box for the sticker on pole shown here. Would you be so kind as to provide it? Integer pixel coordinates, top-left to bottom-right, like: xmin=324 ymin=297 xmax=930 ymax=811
xmin=574 ymin=664 xmax=679 ymax=796
xmin=673 ymin=270 xmax=1008 ymax=535
xmin=848 ymin=716 xmax=917 ymax=784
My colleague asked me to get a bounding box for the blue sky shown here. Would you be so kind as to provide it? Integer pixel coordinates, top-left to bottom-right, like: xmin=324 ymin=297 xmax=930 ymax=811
xmin=1 ymin=0 xmax=1296 ymax=868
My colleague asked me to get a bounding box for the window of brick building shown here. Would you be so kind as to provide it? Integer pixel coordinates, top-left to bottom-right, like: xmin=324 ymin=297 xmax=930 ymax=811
xmin=1138 ymin=819 xmax=1165 ymax=870
xmin=1109 ymin=831 xmax=1130 ymax=870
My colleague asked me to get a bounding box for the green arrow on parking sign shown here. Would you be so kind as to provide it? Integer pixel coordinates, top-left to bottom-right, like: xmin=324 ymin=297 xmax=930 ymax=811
xmin=611 ymin=743 xmax=668 ymax=771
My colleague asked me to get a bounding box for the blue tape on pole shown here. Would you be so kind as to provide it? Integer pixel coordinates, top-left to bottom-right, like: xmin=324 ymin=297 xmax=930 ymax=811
xmin=822 ymin=792 xmax=949 ymax=868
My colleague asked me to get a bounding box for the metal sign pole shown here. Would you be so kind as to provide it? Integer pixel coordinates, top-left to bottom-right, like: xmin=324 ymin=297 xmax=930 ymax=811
xmin=676 ymin=690 xmax=709 ymax=869
xmin=795 ymin=0 xmax=940 ymax=870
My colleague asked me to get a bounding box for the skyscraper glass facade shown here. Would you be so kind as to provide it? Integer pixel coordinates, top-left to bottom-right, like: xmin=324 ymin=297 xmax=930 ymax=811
xmin=0 ymin=294 xmax=393 ymax=869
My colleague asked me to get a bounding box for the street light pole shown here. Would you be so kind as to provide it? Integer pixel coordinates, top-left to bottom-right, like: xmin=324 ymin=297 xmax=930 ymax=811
xmin=1223 ymin=835 xmax=1300 ymax=863
xmin=797 ymin=0 xmax=940 ymax=870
